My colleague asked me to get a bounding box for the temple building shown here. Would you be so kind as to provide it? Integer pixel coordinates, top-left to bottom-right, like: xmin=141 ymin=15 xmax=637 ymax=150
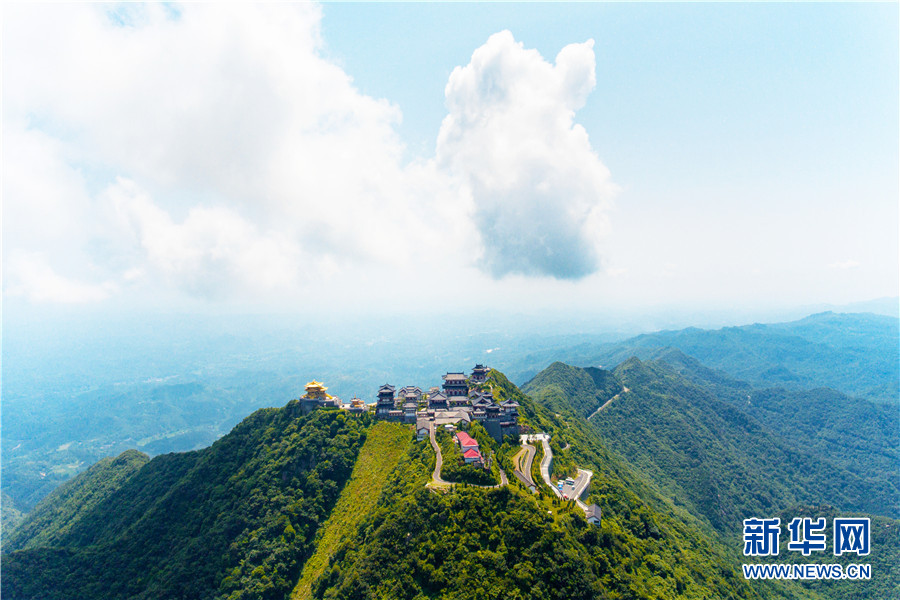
xmin=428 ymin=391 xmax=449 ymax=410
xmin=345 ymin=396 xmax=368 ymax=416
xmin=299 ymin=380 xmax=337 ymax=414
xmin=442 ymin=372 xmax=468 ymax=397
xmin=304 ymin=380 xmax=332 ymax=400
xmin=398 ymin=386 xmax=423 ymax=402
xmin=376 ymin=384 xmax=397 ymax=418
xmin=471 ymin=364 xmax=490 ymax=383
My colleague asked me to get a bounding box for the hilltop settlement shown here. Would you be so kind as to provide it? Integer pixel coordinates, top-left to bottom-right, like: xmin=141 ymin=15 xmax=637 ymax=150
xmin=295 ymin=364 xmax=602 ymax=525
xmin=298 ymin=364 xmax=521 ymax=443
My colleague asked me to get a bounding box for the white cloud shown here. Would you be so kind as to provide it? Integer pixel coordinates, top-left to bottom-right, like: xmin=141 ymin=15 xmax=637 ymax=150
xmin=5 ymin=252 xmax=116 ymax=303
xmin=437 ymin=30 xmax=616 ymax=279
xmin=3 ymin=6 xmax=615 ymax=307
xmin=829 ymin=260 xmax=860 ymax=270
xmin=106 ymin=178 xmax=305 ymax=299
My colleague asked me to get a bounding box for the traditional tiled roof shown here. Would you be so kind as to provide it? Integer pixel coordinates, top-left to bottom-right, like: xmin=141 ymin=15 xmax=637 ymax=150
xmin=463 ymin=448 xmax=482 ymax=460
xmin=455 ymin=431 xmax=478 ymax=448
xmin=443 ymin=372 xmax=467 ymax=382
xmin=378 ymin=384 xmax=396 ymax=393
xmin=500 ymin=399 xmax=519 ymax=408
xmin=586 ymin=504 xmax=602 ymax=521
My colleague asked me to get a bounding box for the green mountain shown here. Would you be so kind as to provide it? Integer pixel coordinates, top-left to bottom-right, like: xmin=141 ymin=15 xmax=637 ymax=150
xmin=650 ymin=347 xmax=899 ymax=490
xmin=524 ymin=359 xmax=899 ymax=600
xmin=4 ymin=407 xmax=368 ymax=600
xmin=304 ymin=371 xmax=791 ymax=600
xmin=4 ymin=371 xmax=810 ymax=600
xmin=531 ymin=359 xmax=898 ymax=530
xmin=591 ymin=312 xmax=899 ymax=404
xmin=522 ymin=362 xmax=622 ymax=418
xmin=1 ymin=492 xmax=27 ymax=544
xmin=5 ymin=449 xmax=149 ymax=552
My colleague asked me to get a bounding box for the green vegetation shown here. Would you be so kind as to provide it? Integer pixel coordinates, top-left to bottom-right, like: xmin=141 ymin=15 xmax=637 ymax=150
xmin=523 ymin=361 xmax=621 ymax=418
xmin=5 ymin=449 xmax=149 ymax=552
xmin=523 ymin=358 xmax=899 ymax=600
xmin=9 ymin=355 xmax=894 ymax=600
xmin=1 ymin=492 xmax=27 ymax=544
xmin=549 ymin=358 xmax=897 ymax=530
xmin=529 ymin=439 xmax=544 ymax=490
xmin=437 ymin=427 xmax=498 ymax=486
xmin=292 ymin=421 xmax=411 ymax=600
xmin=742 ymin=505 xmax=900 ymax=600
xmin=592 ymin=312 xmax=899 ymax=404
xmin=641 ymin=346 xmax=900 ymax=497
xmin=309 ymin=371 xmax=800 ymax=600
xmin=3 ymin=407 xmax=367 ymax=600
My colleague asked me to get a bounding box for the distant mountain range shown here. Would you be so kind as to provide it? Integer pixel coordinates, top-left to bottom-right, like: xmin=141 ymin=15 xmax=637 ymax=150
xmin=509 ymin=311 xmax=898 ymax=404
xmin=5 ymin=360 xmax=897 ymax=599
xmin=4 ymin=310 xmax=896 ymax=519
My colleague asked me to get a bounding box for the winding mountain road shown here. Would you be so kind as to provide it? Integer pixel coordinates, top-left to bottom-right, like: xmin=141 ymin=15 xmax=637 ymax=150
xmin=512 ymin=442 xmax=536 ymax=489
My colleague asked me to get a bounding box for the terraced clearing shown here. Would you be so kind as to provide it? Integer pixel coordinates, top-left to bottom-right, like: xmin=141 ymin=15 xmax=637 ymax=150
xmin=290 ymin=421 xmax=411 ymax=600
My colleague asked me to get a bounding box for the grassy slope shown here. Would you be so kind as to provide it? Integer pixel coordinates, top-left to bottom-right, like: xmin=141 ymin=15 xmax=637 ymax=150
xmin=291 ymin=421 xmax=411 ymax=600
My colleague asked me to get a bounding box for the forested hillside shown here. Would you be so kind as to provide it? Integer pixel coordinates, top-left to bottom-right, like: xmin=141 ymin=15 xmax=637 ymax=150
xmin=590 ymin=312 xmax=899 ymax=403
xmin=5 ymin=449 xmax=149 ymax=552
xmin=3 ymin=408 xmax=368 ymax=600
xmin=522 ymin=362 xmax=622 ymax=418
xmin=527 ymin=359 xmax=898 ymax=532
xmin=523 ymin=360 xmax=899 ymax=600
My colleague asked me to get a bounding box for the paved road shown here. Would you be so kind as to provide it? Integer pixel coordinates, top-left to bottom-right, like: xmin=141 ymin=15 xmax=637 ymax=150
xmin=512 ymin=442 xmax=536 ymax=488
xmin=587 ymin=386 xmax=630 ymax=420
xmin=522 ymin=433 xmax=561 ymax=498
xmin=522 ymin=433 xmax=595 ymax=518
xmin=561 ymin=468 xmax=593 ymax=507
xmin=428 ymin=422 xmax=452 ymax=487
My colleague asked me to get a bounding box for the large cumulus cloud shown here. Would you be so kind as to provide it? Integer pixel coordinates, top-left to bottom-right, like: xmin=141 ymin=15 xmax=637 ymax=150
xmin=437 ymin=31 xmax=616 ymax=279
xmin=3 ymin=6 xmax=614 ymax=306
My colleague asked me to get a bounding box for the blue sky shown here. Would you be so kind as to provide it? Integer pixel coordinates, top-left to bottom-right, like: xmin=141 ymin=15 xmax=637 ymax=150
xmin=3 ymin=2 xmax=897 ymax=318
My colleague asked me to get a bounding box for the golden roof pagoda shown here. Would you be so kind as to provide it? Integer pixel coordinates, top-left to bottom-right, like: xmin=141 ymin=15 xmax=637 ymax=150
xmin=303 ymin=380 xmax=333 ymax=400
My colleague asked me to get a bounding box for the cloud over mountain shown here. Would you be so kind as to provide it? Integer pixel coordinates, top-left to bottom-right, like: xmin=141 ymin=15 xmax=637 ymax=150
xmin=437 ymin=31 xmax=616 ymax=279
xmin=3 ymin=6 xmax=614 ymax=306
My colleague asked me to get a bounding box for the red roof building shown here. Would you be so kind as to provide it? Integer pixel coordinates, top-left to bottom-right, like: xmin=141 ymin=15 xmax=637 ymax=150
xmin=463 ymin=448 xmax=483 ymax=464
xmin=455 ymin=431 xmax=478 ymax=452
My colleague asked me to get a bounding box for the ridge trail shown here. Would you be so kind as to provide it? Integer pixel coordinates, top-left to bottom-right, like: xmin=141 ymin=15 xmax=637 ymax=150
xmin=587 ymin=386 xmax=630 ymax=420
